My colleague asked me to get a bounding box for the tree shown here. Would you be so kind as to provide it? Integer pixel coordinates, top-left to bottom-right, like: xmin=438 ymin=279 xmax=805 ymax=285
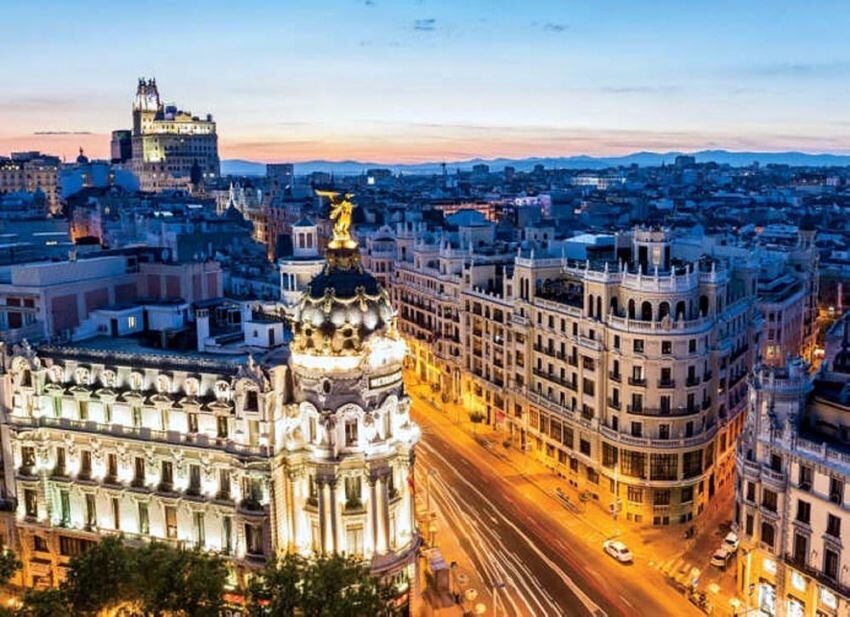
xmin=61 ymin=536 xmax=135 ymax=615
xmin=249 ymin=554 xmax=392 ymax=617
xmin=133 ymin=542 xmax=228 ymax=617
xmin=17 ymin=588 xmax=69 ymax=617
xmin=0 ymin=549 xmax=21 ymax=586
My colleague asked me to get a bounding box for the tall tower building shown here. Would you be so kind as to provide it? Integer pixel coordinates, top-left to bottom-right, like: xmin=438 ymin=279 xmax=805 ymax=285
xmin=126 ymin=78 xmax=220 ymax=192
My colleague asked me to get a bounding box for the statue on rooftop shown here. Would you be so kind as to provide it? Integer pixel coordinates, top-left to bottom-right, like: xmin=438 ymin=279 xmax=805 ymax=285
xmin=316 ymin=190 xmax=357 ymax=249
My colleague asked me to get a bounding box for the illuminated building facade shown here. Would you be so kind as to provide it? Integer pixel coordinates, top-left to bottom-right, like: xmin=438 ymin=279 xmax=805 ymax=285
xmin=735 ymin=354 xmax=850 ymax=617
xmin=0 ymin=152 xmax=61 ymax=216
xmin=1 ymin=200 xmax=419 ymax=605
xmin=394 ymin=226 xmax=763 ymax=526
xmin=128 ymin=78 xmax=219 ymax=192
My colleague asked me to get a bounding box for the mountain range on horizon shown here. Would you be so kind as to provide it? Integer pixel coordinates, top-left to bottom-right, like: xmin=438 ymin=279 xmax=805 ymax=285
xmin=221 ymin=149 xmax=850 ymax=177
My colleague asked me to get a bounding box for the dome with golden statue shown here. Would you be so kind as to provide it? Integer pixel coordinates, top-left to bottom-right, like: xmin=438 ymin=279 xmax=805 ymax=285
xmin=289 ymin=192 xmax=395 ymax=356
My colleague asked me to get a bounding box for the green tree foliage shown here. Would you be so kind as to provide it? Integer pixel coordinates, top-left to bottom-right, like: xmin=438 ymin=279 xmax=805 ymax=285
xmin=17 ymin=537 xmax=228 ymax=617
xmin=0 ymin=549 xmax=21 ymax=586
xmin=248 ymin=553 xmax=393 ymax=617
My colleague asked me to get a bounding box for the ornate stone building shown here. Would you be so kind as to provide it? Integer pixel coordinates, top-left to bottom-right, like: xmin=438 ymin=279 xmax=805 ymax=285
xmin=0 ymin=201 xmax=419 ymax=607
xmin=394 ymin=225 xmax=763 ymax=526
xmin=735 ymin=349 xmax=850 ymax=617
xmin=127 ymin=78 xmax=220 ymax=193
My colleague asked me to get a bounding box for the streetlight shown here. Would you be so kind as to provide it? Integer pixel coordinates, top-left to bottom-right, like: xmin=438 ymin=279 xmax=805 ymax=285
xmin=492 ymin=581 xmax=506 ymax=616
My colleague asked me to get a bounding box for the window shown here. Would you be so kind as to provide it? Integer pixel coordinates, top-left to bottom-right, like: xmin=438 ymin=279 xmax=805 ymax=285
xmin=745 ymin=513 xmax=754 ymax=536
xmin=683 ymin=450 xmax=702 ymax=479
xmin=85 ymin=494 xmax=96 ymax=529
xmin=222 ymin=517 xmax=233 ymax=555
xmin=138 ymin=503 xmax=149 ymax=535
xmin=621 ymin=450 xmax=646 ymax=479
xmin=582 ymin=378 xmax=595 ymax=396
xmin=194 ymin=512 xmax=205 ymax=548
xmin=633 ymin=339 xmax=644 ymax=353
xmin=627 ymin=487 xmax=643 ymax=503
xmin=54 ymin=447 xmax=66 ymax=476
xmin=345 ymin=420 xmax=359 ymax=446
xmin=659 ymin=424 xmax=670 ymax=440
xmin=245 ymin=524 xmax=263 ymax=555
xmin=761 ymin=522 xmax=775 ymax=549
xmin=602 ymin=443 xmax=618 ymax=468
xmin=160 ymin=461 xmax=174 ymax=490
xmin=164 ymin=506 xmax=177 ymax=539
xmin=188 ymin=464 xmax=201 ymax=494
xmin=827 ymin=514 xmax=841 ymax=538
xmin=630 ymin=422 xmax=642 ymax=437
xmin=613 ymin=335 xmax=620 ymax=350
xmin=762 ymin=489 xmax=778 ymax=513
xmin=662 ymin=341 xmax=672 ymax=355
xmin=650 ymin=453 xmax=678 ymax=481
xmin=218 ymin=469 xmax=231 ymax=499
xmin=688 ymin=339 xmax=696 ymax=353
xmin=80 ymin=450 xmax=92 ymax=479
xmin=792 ymin=532 xmax=808 ymax=565
xmin=796 ymin=500 xmax=811 ymax=524
xmin=188 ymin=413 xmax=198 ymax=433
xmin=216 ymin=416 xmax=229 ymax=439
xmin=579 ymin=439 xmax=590 ymax=456
xmin=133 ymin=457 xmax=145 ymax=486
xmin=21 ymin=446 xmax=35 ymax=470
xmin=681 ymin=486 xmax=694 ymax=503
xmin=132 ymin=406 xmax=142 ymax=428
xmin=107 ymin=453 xmax=118 ymax=482
xmin=59 ymin=490 xmax=70 ymax=525
xmin=654 ymin=490 xmax=671 ymax=506
xmin=824 ymin=548 xmax=839 ymax=580
xmin=346 ymin=526 xmax=364 ymax=556
xmin=830 ymin=477 xmax=843 ymax=504
xmin=798 ymin=465 xmax=812 ymax=491
xmin=24 ymin=489 xmax=37 ymax=518
xmin=112 ymin=497 xmax=120 ymax=530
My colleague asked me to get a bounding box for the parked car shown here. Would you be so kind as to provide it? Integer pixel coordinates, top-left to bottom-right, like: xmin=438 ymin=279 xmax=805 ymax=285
xmin=723 ymin=532 xmax=739 ymax=552
xmin=710 ymin=546 xmax=733 ymax=569
xmin=603 ymin=540 xmax=633 ymax=564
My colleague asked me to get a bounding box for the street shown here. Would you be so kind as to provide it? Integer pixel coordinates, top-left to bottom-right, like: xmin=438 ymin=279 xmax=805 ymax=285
xmin=412 ymin=389 xmax=709 ymax=617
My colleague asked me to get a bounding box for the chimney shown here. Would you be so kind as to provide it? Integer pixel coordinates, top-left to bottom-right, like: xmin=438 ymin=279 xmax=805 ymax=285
xmin=196 ymin=308 xmax=210 ymax=353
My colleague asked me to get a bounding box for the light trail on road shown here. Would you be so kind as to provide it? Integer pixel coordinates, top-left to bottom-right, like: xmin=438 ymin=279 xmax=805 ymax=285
xmin=418 ymin=437 xmax=602 ymax=617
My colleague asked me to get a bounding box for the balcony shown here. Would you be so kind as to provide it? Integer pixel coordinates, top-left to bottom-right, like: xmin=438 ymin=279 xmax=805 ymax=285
xmin=608 ymin=372 xmax=621 ymax=383
xmin=607 ymin=398 xmax=622 ymax=411
xmin=685 ymin=376 xmax=700 ymax=387
xmin=657 ymin=379 xmax=676 ymax=389
xmin=628 ymin=377 xmax=646 ymax=387
xmin=627 ymin=404 xmax=700 ymax=417
xmin=784 ymin=553 xmax=850 ymax=599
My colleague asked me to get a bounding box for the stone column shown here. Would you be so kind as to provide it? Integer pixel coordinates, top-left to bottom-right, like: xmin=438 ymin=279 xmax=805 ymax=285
xmin=318 ymin=479 xmax=327 ymax=554
xmin=369 ymin=475 xmax=379 ymax=556
xmin=380 ymin=473 xmax=391 ymax=553
xmin=328 ymin=478 xmax=338 ymax=553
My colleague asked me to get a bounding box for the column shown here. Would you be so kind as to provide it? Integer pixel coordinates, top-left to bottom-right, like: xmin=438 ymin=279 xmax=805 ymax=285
xmin=380 ymin=473 xmax=391 ymax=553
xmin=328 ymin=478 xmax=338 ymax=553
xmin=318 ymin=479 xmax=327 ymax=554
xmin=369 ymin=476 xmax=379 ymax=556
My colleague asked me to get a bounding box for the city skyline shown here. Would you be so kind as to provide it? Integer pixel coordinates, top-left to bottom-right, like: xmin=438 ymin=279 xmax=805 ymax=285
xmin=5 ymin=0 xmax=850 ymax=163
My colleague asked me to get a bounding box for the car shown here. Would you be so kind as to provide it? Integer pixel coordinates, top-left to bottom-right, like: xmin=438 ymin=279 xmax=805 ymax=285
xmin=603 ymin=539 xmax=633 ymax=563
xmin=723 ymin=532 xmax=739 ymax=552
xmin=710 ymin=546 xmax=733 ymax=569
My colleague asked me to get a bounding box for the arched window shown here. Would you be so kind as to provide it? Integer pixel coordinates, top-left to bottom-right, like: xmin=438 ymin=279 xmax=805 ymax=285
xmin=658 ymin=301 xmax=670 ymax=320
xmin=675 ymin=301 xmax=686 ymax=320
xmin=641 ymin=301 xmax=653 ymax=321
xmin=587 ymin=294 xmax=595 ymax=317
xmin=610 ymin=297 xmax=619 ymax=316
xmin=628 ymin=299 xmax=636 ymax=319
xmin=596 ymin=297 xmax=602 ymax=319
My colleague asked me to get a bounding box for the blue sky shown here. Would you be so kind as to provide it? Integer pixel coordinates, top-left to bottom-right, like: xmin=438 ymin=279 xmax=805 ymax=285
xmin=3 ymin=0 xmax=850 ymax=162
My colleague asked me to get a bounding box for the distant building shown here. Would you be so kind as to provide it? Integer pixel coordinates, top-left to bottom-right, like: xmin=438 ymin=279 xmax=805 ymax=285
xmin=278 ymin=218 xmax=324 ymax=305
xmin=110 ymin=130 xmax=132 ymax=164
xmin=125 ymin=78 xmax=219 ymax=192
xmin=0 ymin=153 xmax=61 ymax=215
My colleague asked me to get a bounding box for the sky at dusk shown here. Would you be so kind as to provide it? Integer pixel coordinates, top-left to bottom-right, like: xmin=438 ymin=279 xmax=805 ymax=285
xmin=4 ymin=0 xmax=850 ymax=163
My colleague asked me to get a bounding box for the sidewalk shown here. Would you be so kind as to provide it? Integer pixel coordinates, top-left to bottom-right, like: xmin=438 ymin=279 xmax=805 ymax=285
xmin=409 ymin=378 xmax=743 ymax=616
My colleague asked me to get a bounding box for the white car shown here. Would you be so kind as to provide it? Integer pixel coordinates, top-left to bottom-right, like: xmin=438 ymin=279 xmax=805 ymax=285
xmin=723 ymin=532 xmax=739 ymax=552
xmin=710 ymin=546 xmax=733 ymax=569
xmin=603 ymin=540 xmax=633 ymax=564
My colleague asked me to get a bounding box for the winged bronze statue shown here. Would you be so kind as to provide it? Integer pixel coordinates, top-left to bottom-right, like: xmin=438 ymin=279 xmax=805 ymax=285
xmin=316 ymin=190 xmax=356 ymax=249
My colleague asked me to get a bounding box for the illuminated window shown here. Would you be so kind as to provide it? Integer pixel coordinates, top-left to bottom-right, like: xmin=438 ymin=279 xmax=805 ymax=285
xmin=128 ymin=315 xmax=137 ymax=329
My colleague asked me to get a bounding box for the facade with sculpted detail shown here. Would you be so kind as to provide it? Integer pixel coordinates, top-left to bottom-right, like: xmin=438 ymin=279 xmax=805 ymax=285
xmin=0 ymin=196 xmax=419 ymax=608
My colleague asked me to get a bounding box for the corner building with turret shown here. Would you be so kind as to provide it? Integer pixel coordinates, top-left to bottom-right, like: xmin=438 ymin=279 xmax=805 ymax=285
xmin=0 ymin=215 xmax=419 ymax=609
